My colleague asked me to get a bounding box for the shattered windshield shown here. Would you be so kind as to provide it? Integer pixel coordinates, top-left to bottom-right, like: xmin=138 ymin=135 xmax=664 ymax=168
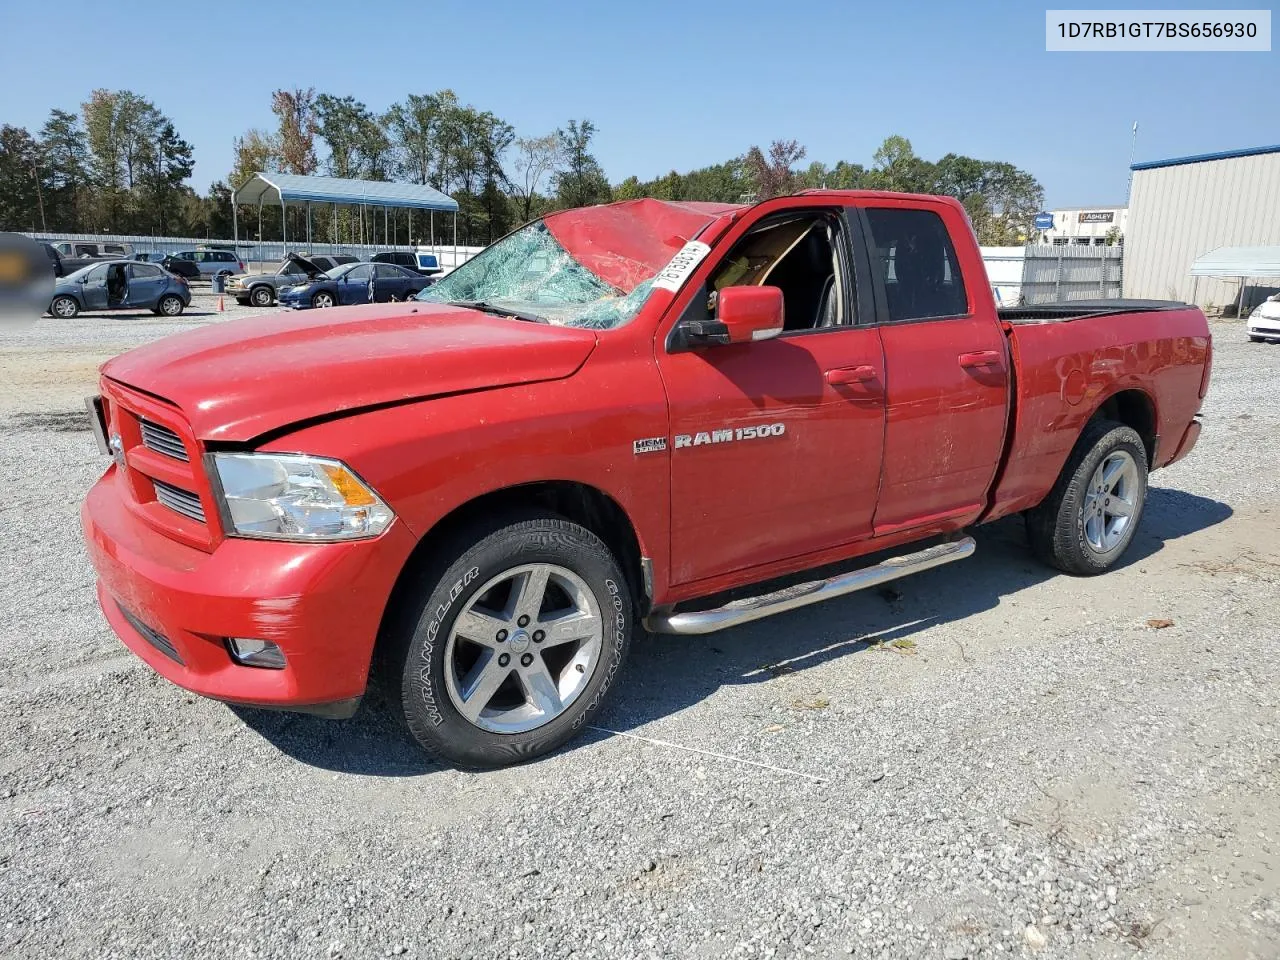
xmin=413 ymin=221 xmax=657 ymax=330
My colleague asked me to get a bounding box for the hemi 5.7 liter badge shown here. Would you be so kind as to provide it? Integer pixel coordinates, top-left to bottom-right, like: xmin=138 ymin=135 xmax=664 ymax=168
xmin=633 ymin=437 xmax=668 ymax=455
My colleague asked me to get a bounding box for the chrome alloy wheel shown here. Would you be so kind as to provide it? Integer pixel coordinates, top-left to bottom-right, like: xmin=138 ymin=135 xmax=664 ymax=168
xmin=443 ymin=563 xmax=605 ymax=734
xmin=1082 ymin=450 xmax=1140 ymax=553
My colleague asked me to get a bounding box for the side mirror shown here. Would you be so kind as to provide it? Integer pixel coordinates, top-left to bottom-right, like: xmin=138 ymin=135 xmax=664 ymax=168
xmin=683 ymin=286 xmax=784 ymax=346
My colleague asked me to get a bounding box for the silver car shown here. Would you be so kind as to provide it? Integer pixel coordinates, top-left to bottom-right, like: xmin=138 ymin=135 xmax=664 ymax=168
xmin=167 ymin=249 xmax=247 ymax=278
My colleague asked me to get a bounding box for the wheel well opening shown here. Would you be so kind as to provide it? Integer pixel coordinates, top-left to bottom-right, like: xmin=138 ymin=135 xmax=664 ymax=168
xmin=376 ymin=482 xmax=646 ymax=668
xmin=1095 ymin=389 xmax=1156 ymax=465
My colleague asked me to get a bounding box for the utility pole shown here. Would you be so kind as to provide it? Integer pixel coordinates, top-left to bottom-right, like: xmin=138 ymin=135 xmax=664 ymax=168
xmin=1124 ymin=121 xmax=1139 ymax=207
xmin=30 ymin=162 xmax=47 ymax=232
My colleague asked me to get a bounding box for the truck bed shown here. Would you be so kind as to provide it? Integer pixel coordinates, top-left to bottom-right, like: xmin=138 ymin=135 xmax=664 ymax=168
xmin=998 ymin=299 xmax=1191 ymax=324
xmin=983 ymin=302 xmax=1211 ymax=522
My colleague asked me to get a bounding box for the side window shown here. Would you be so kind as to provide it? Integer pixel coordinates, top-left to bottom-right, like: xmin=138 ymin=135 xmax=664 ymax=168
xmin=75 ymin=244 xmax=98 ymax=257
xmin=217 ymin=251 xmax=236 ymax=262
xmin=130 ymin=264 xmax=163 ymax=279
xmin=374 ymin=264 xmax=401 ymax=279
xmin=104 ymin=245 xmax=126 ymax=255
xmin=345 ymin=264 xmax=373 ymax=282
xmin=56 ymin=242 xmax=72 ymax=256
xmin=84 ymin=264 xmax=109 ymax=283
xmin=706 ymin=211 xmax=849 ymax=332
xmin=863 ymin=208 xmax=967 ymax=322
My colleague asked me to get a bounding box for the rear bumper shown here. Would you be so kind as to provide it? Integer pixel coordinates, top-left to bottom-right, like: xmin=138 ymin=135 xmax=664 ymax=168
xmin=82 ymin=471 xmax=417 ymax=715
xmin=1165 ymin=416 xmax=1202 ymax=467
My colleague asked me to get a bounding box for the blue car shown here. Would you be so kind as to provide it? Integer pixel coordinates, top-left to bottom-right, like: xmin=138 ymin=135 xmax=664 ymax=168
xmin=48 ymin=260 xmax=192 ymax=318
xmin=277 ymin=262 xmax=429 ymax=310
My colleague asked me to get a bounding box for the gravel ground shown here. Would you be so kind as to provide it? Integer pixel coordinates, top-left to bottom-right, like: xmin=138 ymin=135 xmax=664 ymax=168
xmin=0 ymin=313 xmax=1277 ymax=960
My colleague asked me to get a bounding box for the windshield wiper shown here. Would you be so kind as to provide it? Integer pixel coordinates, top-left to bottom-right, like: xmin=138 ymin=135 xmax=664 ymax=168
xmin=449 ymin=300 xmax=548 ymax=324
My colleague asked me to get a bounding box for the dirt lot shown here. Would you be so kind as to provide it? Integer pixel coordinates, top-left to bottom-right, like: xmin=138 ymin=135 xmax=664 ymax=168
xmin=0 ymin=307 xmax=1277 ymax=960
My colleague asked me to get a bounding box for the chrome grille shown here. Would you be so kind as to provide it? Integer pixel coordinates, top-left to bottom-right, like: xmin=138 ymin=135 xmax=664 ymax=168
xmin=118 ymin=604 xmax=183 ymax=664
xmin=153 ymin=479 xmax=205 ymax=523
xmin=139 ymin=418 xmax=188 ymax=462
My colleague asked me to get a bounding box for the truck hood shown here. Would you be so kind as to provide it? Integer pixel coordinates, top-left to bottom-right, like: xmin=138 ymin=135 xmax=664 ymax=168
xmin=102 ymin=302 xmax=598 ymax=442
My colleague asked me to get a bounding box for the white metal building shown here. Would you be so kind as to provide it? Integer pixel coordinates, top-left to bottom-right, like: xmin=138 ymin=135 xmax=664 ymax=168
xmin=1123 ymin=144 xmax=1280 ymax=309
xmin=1035 ymin=206 xmax=1128 ymax=246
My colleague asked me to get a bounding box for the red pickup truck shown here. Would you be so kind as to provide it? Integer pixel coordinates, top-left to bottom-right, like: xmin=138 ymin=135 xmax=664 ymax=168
xmin=82 ymin=191 xmax=1211 ymax=768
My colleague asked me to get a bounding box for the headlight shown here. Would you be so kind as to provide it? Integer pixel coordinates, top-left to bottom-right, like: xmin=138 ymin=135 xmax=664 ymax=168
xmin=1251 ymin=306 xmax=1263 ymax=318
xmin=212 ymin=453 xmax=394 ymax=541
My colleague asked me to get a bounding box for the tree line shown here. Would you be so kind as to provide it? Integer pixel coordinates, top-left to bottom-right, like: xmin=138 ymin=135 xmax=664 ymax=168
xmin=0 ymin=87 xmax=1044 ymax=247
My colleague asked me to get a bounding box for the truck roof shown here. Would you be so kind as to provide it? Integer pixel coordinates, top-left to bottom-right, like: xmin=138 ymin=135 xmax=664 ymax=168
xmin=543 ymin=192 xmax=964 ymax=291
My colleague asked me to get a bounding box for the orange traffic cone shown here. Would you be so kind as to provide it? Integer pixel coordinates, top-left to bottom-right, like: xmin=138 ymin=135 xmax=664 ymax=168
xmin=218 ymin=295 xmax=225 ymax=312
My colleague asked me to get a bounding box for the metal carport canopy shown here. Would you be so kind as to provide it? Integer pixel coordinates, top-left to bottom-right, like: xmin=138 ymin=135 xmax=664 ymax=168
xmin=1191 ymin=246 xmax=1280 ymax=277
xmin=234 ymin=173 xmax=458 ymax=211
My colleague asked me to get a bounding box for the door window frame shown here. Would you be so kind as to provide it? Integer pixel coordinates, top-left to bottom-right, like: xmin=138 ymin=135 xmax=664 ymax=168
xmin=662 ymin=201 xmax=875 ymax=354
xmin=846 ymin=201 xmax=975 ymax=328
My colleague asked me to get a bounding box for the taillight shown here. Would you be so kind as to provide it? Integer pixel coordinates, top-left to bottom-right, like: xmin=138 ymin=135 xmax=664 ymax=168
xmin=1199 ymin=335 xmax=1213 ymax=399
xmin=238 ymin=261 xmax=246 ymax=272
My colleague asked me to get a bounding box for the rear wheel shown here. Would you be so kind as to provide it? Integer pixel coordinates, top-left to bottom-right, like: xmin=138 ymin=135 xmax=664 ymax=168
xmin=50 ymin=295 xmax=79 ymax=318
xmin=250 ymin=286 xmax=273 ymax=307
xmin=157 ymin=295 xmax=184 ymax=317
xmin=312 ymin=291 xmax=335 ymax=308
xmin=1026 ymin=419 xmax=1148 ymax=575
xmin=385 ymin=513 xmax=633 ymax=769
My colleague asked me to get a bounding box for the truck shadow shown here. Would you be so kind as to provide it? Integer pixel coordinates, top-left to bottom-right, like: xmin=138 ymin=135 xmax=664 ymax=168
xmin=232 ymin=486 xmax=1231 ymax=776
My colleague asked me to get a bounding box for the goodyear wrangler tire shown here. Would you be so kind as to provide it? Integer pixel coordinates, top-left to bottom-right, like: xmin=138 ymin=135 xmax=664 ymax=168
xmin=1026 ymin=419 xmax=1148 ymax=576
xmin=393 ymin=513 xmax=633 ymax=769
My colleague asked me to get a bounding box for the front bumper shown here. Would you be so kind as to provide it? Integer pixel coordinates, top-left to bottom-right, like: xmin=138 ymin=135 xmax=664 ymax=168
xmin=82 ymin=469 xmax=416 ymax=715
xmin=1247 ymin=316 xmax=1280 ymax=337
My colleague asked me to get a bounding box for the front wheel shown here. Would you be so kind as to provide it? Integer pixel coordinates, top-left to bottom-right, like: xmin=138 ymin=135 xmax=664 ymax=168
xmin=386 ymin=513 xmax=633 ymax=769
xmin=311 ymin=291 xmax=335 ymax=308
xmin=50 ymin=295 xmax=80 ymax=318
xmin=250 ymin=286 xmax=273 ymax=307
xmin=1026 ymin=419 xmax=1148 ymax=575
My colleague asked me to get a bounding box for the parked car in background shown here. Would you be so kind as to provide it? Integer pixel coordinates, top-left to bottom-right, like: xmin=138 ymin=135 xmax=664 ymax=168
xmin=50 ymin=240 xmax=133 ymax=260
xmin=167 ymin=249 xmax=246 ymax=278
xmin=156 ymin=255 xmax=200 ymax=280
xmin=278 ymin=261 xmax=428 ymax=309
xmin=48 ymin=260 xmax=191 ymax=318
xmin=225 ymin=253 xmax=358 ymax=307
xmin=40 ymin=242 xmax=68 ymax=277
xmin=1247 ymin=294 xmax=1280 ymax=342
xmin=371 ymin=250 xmax=442 ymax=277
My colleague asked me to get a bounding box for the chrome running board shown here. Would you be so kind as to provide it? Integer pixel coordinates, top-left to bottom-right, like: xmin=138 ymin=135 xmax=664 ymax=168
xmin=644 ymin=536 xmax=975 ymax=635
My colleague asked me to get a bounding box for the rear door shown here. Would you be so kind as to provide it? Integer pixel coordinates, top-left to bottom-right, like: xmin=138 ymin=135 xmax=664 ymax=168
xmin=851 ymin=201 xmax=1009 ymax=535
xmin=373 ymin=263 xmax=408 ymax=300
xmin=125 ymin=263 xmax=166 ymax=307
xmin=657 ymin=200 xmax=887 ymax=586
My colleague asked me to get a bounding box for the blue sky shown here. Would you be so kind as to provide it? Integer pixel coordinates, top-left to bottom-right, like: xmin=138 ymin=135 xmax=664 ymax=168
xmin=2 ymin=0 xmax=1274 ymax=209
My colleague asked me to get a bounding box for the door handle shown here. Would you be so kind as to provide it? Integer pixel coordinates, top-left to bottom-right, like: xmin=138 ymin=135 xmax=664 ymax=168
xmin=958 ymin=350 xmax=1002 ymax=369
xmin=825 ymin=365 xmax=878 ymax=386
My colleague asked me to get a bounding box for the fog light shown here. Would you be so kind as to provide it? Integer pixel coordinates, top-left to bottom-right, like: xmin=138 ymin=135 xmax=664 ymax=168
xmin=226 ymin=638 xmax=286 ymax=669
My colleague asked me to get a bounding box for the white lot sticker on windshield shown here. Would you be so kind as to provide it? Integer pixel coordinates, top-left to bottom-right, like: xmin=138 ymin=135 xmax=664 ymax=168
xmin=652 ymin=241 xmax=711 ymax=293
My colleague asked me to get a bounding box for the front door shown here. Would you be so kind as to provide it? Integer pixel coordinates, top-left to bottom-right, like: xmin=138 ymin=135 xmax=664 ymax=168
xmin=852 ymin=202 xmax=1010 ymax=534
xmin=80 ymin=263 xmax=110 ymax=311
xmin=658 ymin=203 xmax=887 ymax=587
xmin=339 ymin=264 xmax=374 ymax=305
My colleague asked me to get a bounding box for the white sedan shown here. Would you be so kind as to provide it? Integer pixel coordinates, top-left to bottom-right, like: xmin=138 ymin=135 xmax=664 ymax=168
xmin=1247 ymin=294 xmax=1280 ymax=342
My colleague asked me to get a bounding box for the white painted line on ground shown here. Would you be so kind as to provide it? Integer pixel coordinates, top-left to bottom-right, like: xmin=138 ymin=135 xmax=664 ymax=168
xmin=587 ymin=726 xmax=826 ymax=783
